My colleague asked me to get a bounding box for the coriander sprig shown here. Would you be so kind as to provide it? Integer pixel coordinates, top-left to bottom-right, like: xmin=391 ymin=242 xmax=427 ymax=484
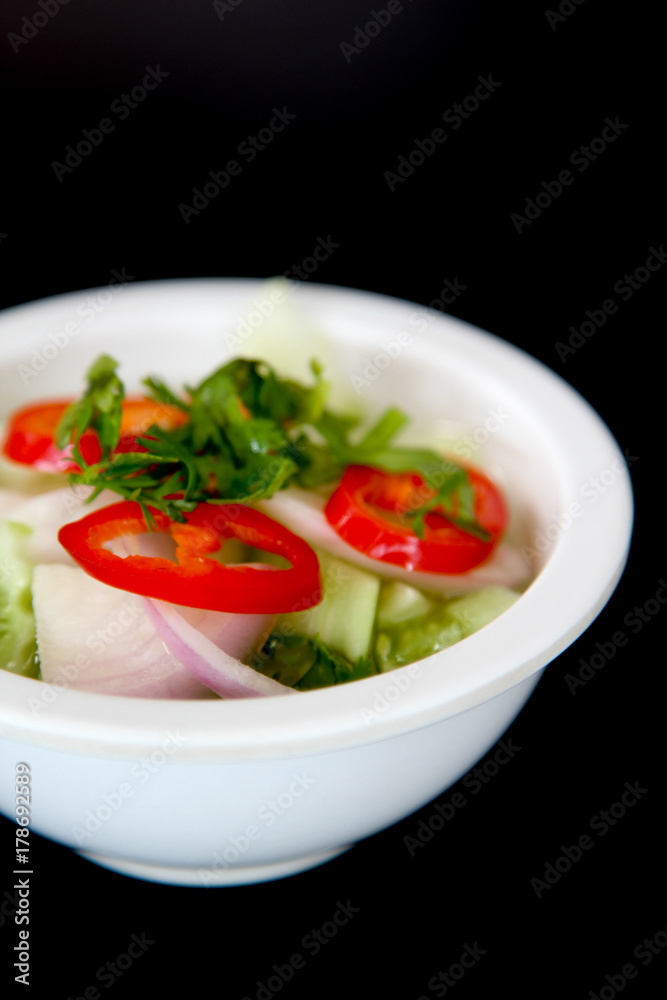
xmin=55 ymin=355 xmax=124 ymax=469
xmin=57 ymin=354 xmax=487 ymax=538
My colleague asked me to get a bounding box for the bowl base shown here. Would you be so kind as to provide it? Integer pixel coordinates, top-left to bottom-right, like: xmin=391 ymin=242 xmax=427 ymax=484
xmin=78 ymin=845 xmax=351 ymax=886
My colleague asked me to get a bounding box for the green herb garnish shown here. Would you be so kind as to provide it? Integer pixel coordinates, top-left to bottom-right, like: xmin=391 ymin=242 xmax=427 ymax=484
xmin=248 ymin=632 xmax=378 ymax=689
xmin=55 ymin=355 xmax=124 ymax=469
xmin=56 ymin=354 xmax=487 ymax=538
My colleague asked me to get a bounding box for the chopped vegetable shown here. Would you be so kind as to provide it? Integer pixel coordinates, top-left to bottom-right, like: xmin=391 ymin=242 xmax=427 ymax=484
xmin=9 ymin=486 xmax=122 ymax=566
xmin=445 ymin=585 xmax=521 ymax=637
xmin=375 ymin=580 xmax=435 ymax=628
xmin=33 ymin=564 xmax=211 ymax=697
xmin=282 ymin=549 xmax=380 ymax=662
xmin=374 ymin=612 xmax=462 ymax=671
xmin=249 ymin=633 xmax=377 ymax=690
xmin=258 ymin=487 xmax=529 ymax=594
xmin=57 ymin=500 xmax=323 ymax=613
xmin=2 ymin=383 xmax=186 ymax=477
xmin=143 ymin=597 xmax=292 ymax=698
xmin=323 ymin=464 xmax=507 ymax=573
xmin=0 ymin=521 xmax=39 ymax=677
xmin=2 ymin=400 xmax=81 ymax=472
xmin=373 ymin=584 xmax=520 ymax=671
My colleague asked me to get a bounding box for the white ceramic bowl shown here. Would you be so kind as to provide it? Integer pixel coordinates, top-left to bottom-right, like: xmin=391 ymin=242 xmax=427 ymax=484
xmin=0 ymin=279 xmax=633 ymax=885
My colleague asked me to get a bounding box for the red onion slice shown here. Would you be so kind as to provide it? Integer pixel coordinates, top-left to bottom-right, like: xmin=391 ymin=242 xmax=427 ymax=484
xmin=142 ymin=597 xmax=295 ymax=698
xmin=176 ymin=602 xmax=276 ymax=660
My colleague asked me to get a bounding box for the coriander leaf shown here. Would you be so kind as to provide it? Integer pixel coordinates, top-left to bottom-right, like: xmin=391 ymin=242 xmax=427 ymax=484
xmin=142 ymin=375 xmax=189 ymax=411
xmin=404 ymin=467 xmax=491 ymax=541
xmin=312 ymin=408 xmax=360 ymax=458
xmin=61 ymin=352 xmax=490 ymax=543
xmin=312 ymin=638 xmax=378 ymax=684
xmin=291 ymin=436 xmax=345 ymax=490
xmin=354 ymin=407 xmax=409 ymax=452
xmin=55 ymin=354 xmax=124 ymax=465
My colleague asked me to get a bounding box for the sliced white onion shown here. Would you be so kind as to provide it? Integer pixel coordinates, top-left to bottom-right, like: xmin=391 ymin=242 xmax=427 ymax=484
xmin=10 ymin=485 xmax=120 ymax=565
xmin=257 ymin=487 xmax=531 ymax=595
xmin=143 ymin=597 xmax=294 ymax=698
xmin=33 ymin=564 xmax=214 ymax=699
xmin=33 ymin=562 xmax=284 ymax=699
xmin=0 ymin=487 xmax=32 ymax=520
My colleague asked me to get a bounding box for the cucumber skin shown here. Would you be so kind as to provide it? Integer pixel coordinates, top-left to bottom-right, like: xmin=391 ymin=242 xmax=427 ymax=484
xmin=446 ymin=586 xmax=520 ymax=637
xmin=281 ymin=550 xmax=380 ymax=663
xmin=375 ymin=585 xmax=519 ymax=671
xmin=0 ymin=520 xmax=39 ymax=677
xmin=376 ymin=580 xmax=435 ymax=628
xmin=375 ymin=613 xmax=463 ymax=671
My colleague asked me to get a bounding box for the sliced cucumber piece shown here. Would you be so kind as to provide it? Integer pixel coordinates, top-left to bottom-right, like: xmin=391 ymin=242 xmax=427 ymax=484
xmin=375 ymin=608 xmax=463 ymax=671
xmin=446 ymin=585 xmax=520 ymax=638
xmin=374 ymin=585 xmax=519 ymax=671
xmin=0 ymin=520 xmax=39 ymax=677
xmin=209 ymin=536 xmax=249 ymax=565
xmin=283 ymin=550 xmax=380 ymax=663
xmin=376 ymin=580 xmax=435 ymax=628
xmin=245 ymin=545 xmax=290 ymax=570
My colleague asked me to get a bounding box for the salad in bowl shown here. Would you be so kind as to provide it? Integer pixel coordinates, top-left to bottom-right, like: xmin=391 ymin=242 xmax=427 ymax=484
xmin=0 ymin=279 xmax=631 ymax=885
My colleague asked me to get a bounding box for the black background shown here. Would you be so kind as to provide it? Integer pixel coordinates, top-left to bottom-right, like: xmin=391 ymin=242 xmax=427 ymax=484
xmin=0 ymin=2 xmax=664 ymax=997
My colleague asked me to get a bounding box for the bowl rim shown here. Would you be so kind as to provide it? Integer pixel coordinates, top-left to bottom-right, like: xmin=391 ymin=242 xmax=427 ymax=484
xmin=0 ymin=278 xmax=634 ymax=761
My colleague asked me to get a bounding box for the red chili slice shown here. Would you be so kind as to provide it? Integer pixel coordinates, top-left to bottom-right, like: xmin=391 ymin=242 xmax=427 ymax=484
xmin=324 ymin=465 xmax=507 ymax=574
xmin=1 ymin=398 xmax=188 ymax=472
xmin=58 ymin=501 xmax=323 ymax=613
